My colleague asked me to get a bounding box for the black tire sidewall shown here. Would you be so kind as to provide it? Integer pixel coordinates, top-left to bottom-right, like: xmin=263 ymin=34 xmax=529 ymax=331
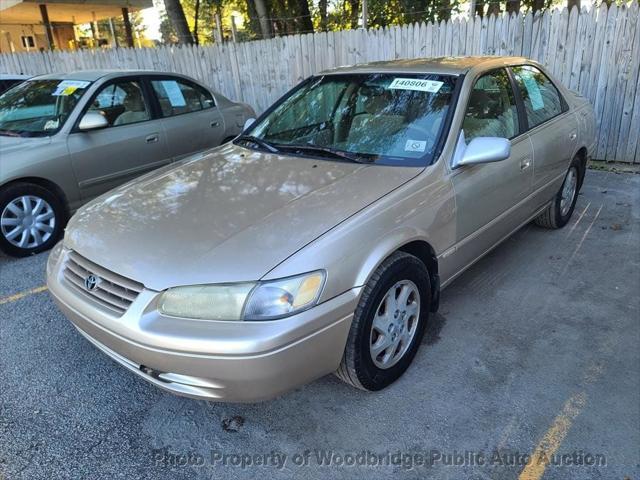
xmin=0 ymin=183 xmax=66 ymax=257
xmin=354 ymin=256 xmax=431 ymax=390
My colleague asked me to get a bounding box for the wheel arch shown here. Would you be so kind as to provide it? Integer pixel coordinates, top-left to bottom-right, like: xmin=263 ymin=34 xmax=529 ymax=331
xmin=1 ymin=177 xmax=70 ymax=216
xmin=356 ymin=235 xmax=441 ymax=313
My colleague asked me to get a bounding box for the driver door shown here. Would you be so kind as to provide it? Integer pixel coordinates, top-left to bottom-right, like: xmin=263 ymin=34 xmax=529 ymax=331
xmin=448 ymin=68 xmax=534 ymax=276
xmin=67 ymin=77 xmax=169 ymax=200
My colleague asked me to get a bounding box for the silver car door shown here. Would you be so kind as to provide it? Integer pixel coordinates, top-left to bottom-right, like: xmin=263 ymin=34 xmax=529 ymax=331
xmin=448 ymin=68 xmax=534 ymax=276
xmin=510 ymin=65 xmax=578 ymax=209
xmin=67 ymin=77 xmax=169 ymax=200
xmin=149 ymin=77 xmax=225 ymax=161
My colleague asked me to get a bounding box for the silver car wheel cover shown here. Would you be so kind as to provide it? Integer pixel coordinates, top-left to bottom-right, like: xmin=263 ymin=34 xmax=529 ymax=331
xmin=1 ymin=195 xmax=55 ymax=249
xmin=369 ymin=280 xmax=421 ymax=369
xmin=560 ymin=167 xmax=578 ymax=217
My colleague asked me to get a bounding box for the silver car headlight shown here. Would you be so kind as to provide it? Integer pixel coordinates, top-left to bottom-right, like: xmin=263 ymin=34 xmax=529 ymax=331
xmin=158 ymin=271 xmax=325 ymax=321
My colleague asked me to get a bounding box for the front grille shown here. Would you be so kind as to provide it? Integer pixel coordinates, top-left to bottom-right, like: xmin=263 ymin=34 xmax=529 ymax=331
xmin=63 ymin=250 xmax=144 ymax=316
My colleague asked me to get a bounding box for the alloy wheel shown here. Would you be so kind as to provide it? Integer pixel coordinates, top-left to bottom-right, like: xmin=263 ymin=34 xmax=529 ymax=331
xmin=560 ymin=166 xmax=578 ymax=217
xmin=1 ymin=195 xmax=56 ymax=249
xmin=369 ymin=280 xmax=421 ymax=369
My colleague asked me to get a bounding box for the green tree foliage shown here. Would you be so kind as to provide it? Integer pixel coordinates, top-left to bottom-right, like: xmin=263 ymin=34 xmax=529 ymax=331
xmin=161 ymin=0 xmax=577 ymax=45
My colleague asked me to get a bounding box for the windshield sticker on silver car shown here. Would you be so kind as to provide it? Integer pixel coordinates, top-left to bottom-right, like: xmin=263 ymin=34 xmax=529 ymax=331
xmin=404 ymin=139 xmax=427 ymax=152
xmin=52 ymin=80 xmax=90 ymax=96
xmin=388 ymin=78 xmax=443 ymax=93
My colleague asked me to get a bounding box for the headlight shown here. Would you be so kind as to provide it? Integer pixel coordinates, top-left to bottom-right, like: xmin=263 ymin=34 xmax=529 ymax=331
xmin=159 ymin=283 xmax=254 ymax=320
xmin=244 ymin=271 xmax=325 ymax=320
xmin=158 ymin=271 xmax=325 ymax=321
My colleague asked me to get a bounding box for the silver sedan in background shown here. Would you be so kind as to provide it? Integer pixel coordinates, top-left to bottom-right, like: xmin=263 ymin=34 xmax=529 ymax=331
xmin=0 ymin=70 xmax=255 ymax=257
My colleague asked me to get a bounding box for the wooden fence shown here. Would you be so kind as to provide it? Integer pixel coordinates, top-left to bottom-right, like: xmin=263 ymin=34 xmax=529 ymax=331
xmin=1 ymin=3 xmax=639 ymax=163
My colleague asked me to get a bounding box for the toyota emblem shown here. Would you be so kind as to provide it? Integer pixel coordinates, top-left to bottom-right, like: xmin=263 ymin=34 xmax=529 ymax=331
xmin=84 ymin=274 xmax=99 ymax=291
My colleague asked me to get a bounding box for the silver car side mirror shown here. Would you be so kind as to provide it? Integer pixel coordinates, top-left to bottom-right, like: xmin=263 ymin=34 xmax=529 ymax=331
xmin=451 ymin=130 xmax=511 ymax=169
xmin=243 ymin=118 xmax=256 ymax=132
xmin=78 ymin=111 xmax=109 ymax=131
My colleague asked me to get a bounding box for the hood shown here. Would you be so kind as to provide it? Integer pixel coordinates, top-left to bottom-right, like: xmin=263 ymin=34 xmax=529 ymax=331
xmin=0 ymin=135 xmax=51 ymax=156
xmin=66 ymin=144 xmax=420 ymax=291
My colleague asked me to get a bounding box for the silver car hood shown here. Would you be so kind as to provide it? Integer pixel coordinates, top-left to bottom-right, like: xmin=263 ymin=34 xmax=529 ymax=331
xmin=65 ymin=144 xmax=420 ymax=291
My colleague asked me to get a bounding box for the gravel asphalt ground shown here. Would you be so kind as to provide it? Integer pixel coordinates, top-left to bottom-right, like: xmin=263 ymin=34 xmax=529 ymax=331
xmin=0 ymin=169 xmax=638 ymax=480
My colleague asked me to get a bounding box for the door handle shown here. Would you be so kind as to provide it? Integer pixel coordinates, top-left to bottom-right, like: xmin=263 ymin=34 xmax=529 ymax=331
xmin=145 ymin=134 xmax=159 ymax=144
xmin=210 ymin=121 xmax=220 ymax=128
xmin=520 ymin=158 xmax=531 ymax=170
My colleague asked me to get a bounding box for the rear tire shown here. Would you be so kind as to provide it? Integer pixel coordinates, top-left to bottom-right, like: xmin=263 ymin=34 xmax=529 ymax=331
xmin=335 ymin=252 xmax=430 ymax=391
xmin=0 ymin=183 xmax=66 ymax=257
xmin=534 ymin=156 xmax=582 ymax=229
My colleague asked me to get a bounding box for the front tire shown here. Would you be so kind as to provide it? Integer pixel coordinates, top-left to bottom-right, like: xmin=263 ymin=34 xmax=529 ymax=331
xmin=0 ymin=183 xmax=66 ymax=257
xmin=534 ymin=156 xmax=582 ymax=229
xmin=335 ymin=252 xmax=431 ymax=391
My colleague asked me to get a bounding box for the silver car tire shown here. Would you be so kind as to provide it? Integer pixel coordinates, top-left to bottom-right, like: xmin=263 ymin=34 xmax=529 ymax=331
xmin=534 ymin=155 xmax=583 ymax=229
xmin=0 ymin=183 xmax=65 ymax=257
xmin=335 ymin=251 xmax=431 ymax=391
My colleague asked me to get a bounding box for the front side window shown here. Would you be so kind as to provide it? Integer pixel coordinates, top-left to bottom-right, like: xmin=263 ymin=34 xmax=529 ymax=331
xmin=462 ymin=69 xmax=519 ymax=141
xmin=242 ymin=73 xmax=458 ymax=166
xmin=0 ymin=79 xmax=91 ymax=137
xmin=512 ymin=65 xmax=563 ymax=129
xmin=88 ymin=80 xmax=150 ymax=127
xmin=150 ymin=79 xmax=215 ymax=117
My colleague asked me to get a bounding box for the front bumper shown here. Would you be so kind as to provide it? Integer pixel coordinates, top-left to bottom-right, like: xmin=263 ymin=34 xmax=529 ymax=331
xmin=47 ymin=244 xmax=359 ymax=402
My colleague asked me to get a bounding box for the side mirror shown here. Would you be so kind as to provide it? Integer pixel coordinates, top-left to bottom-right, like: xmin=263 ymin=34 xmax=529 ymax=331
xmin=451 ymin=131 xmax=511 ymax=169
xmin=78 ymin=111 xmax=108 ymax=131
xmin=243 ymin=118 xmax=256 ymax=132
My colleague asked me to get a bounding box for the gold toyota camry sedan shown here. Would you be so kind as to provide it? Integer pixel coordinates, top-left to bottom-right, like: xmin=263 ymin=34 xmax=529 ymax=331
xmin=47 ymin=57 xmax=596 ymax=402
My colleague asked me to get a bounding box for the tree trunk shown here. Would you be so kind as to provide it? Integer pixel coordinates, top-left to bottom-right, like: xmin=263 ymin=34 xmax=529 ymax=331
xmin=506 ymin=0 xmax=520 ymax=14
xmin=163 ymin=0 xmax=192 ymax=44
xmin=163 ymin=0 xmax=193 ymax=44
xmin=319 ymin=0 xmax=328 ymax=31
xmin=487 ymin=1 xmax=501 ymax=17
xmin=348 ymin=0 xmax=360 ymax=29
xmin=440 ymin=0 xmax=451 ymax=21
xmin=193 ymin=0 xmax=200 ymax=45
xmin=253 ymin=0 xmax=272 ymax=38
xmin=297 ymin=0 xmax=314 ymax=33
xmin=531 ymin=0 xmax=545 ymax=15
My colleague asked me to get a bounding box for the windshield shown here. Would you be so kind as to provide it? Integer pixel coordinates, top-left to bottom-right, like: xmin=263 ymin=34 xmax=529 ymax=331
xmin=0 ymin=79 xmax=91 ymax=137
xmin=241 ymin=73 xmax=457 ymax=166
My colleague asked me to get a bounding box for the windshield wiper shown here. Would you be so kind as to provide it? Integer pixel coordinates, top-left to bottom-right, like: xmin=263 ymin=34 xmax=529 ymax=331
xmin=234 ymin=135 xmax=279 ymax=153
xmin=275 ymin=143 xmax=371 ymax=164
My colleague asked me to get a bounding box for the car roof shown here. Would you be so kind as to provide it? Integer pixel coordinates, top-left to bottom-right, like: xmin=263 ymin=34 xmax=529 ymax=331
xmin=321 ymin=56 xmax=531 ymax=76
xmin=29 ymin=70 xmax=199 ymax=82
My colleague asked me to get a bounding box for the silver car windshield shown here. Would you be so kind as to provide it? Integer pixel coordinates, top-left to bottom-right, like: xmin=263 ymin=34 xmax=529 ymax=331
xmin=0 ymin=79 xmax=91 ymax=137
xmin=245 ymin=73 xmax=457 ymax=166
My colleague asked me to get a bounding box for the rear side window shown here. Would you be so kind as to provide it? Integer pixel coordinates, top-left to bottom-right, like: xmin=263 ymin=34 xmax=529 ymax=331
xmin=511 ymin=65 xmax=564 ymax=129
xmin=150 ymin=79 xmax=214 ymax=117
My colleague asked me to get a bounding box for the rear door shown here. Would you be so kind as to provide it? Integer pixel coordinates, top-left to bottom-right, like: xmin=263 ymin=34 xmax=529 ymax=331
xmin=148 ymin=76 xmax=225 ymax=161
xmin=510 ymin=65 xmax=577 ymax=208
xmin=67 ymin=76 xmax=169 ymax=200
